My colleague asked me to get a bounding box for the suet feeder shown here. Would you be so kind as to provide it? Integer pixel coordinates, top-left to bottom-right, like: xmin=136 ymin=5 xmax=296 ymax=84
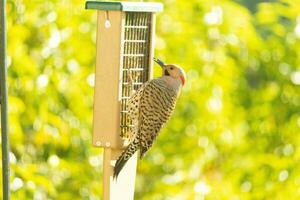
xmin=85 ymin=1 xmax=163 ymax=199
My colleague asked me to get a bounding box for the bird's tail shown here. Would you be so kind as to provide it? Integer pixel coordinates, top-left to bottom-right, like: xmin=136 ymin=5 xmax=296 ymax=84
xmin=113 ymin=138 xmax=139 ymax=179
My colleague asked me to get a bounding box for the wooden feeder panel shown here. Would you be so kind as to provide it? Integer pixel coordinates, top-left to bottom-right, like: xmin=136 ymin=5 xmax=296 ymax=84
xmin=91 ymin=10 xmax=156 ymax=149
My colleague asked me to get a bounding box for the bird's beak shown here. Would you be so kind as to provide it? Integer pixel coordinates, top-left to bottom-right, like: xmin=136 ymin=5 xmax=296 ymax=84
xmin=153 ymin=57 xmax=165 ymax=69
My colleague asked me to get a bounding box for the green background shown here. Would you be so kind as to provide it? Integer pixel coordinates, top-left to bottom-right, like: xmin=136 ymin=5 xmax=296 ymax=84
xmin=3 ymin=0 xmax=300 ymax=199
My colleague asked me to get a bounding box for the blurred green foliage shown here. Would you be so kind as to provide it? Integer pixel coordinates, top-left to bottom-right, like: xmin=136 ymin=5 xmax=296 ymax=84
xmin=3 ymin=0 xmax=300 ymax=199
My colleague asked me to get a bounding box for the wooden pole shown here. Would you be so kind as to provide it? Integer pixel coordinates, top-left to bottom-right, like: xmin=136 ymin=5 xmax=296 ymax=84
xmin=0 ymin=0 xmax=10 ymax=199
xmin=103 ymin=149 xmax=137 ymax=200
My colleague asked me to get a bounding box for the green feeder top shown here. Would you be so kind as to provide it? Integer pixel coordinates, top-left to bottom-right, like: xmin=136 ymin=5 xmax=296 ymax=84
xmin=85 ymin=1 xmax=163 ymax=12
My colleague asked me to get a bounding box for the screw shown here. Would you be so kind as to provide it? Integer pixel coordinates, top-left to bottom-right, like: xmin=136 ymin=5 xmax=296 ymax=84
xmin=96 ymin=141 xmax=101 ymax=146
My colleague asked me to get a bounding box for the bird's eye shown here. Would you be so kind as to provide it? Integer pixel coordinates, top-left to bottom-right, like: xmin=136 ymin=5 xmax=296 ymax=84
xmin=170 ymin=67 xmax=174 ymax=70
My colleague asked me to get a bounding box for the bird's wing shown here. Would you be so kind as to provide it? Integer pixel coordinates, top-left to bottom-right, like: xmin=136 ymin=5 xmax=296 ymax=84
xmin=138 ymin=79 xmax=178 ymax=158
xmin=125 ymin=82 xmax=149 ymax=141
xmin=127 ymin=83 xmax=147 ymax=119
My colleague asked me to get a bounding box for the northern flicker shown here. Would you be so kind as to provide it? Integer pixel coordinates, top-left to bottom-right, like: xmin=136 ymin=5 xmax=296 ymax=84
xmin=113 ymin=58 xmax=186 ymax=179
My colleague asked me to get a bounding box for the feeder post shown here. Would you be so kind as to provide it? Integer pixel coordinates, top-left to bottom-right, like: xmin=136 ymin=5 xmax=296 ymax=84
xmin=85 ymin=2 xmax=163 ymax=200
xmin=0 ymin=0 xmax=10 ymax=199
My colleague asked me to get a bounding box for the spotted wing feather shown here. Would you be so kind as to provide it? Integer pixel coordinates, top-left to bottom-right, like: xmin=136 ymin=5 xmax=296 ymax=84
xmin=138 ymin=79 xmax=178 ymax=158
xmin=114 ymin=79 xmax=178 ymax=178
xmin=125 ymin=83 xmax=148 ymax=141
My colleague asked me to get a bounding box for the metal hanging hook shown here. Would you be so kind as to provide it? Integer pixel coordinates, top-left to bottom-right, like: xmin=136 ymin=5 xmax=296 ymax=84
xmin=104 ymin=10 xmax=111 ymax=28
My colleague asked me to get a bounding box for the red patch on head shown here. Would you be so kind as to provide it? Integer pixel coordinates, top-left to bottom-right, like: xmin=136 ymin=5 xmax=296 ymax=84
xmin=179 ymin=75 xmax=185 ymax=86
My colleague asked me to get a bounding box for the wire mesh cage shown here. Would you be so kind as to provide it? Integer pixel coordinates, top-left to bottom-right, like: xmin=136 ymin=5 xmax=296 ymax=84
xmin=120 ymin=12 xmax=152 ymax=140
xmin=86 ymin=1 xmax=163 ymax=149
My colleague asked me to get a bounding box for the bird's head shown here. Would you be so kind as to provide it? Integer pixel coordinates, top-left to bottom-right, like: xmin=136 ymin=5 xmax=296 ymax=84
xmin=153 ymin=57 xmax=186 ymax=86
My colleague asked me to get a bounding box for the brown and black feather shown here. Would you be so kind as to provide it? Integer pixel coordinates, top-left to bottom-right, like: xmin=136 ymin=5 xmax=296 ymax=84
xmin=113 ymin=79 xmax=178 ymax=179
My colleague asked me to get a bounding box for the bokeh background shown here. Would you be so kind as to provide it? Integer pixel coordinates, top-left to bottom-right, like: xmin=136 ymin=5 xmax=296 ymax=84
xmin=3 ymin=0 xmax=300 ymax=199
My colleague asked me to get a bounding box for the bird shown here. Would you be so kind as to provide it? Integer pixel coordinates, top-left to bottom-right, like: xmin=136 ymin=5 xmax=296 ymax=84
xmin=113 ymin=57 xmax=186 ymax=179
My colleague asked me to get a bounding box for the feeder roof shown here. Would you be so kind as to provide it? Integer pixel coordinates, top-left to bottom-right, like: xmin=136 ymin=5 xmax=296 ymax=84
xmin=85 ymin=1 xmax=163 ymax=12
